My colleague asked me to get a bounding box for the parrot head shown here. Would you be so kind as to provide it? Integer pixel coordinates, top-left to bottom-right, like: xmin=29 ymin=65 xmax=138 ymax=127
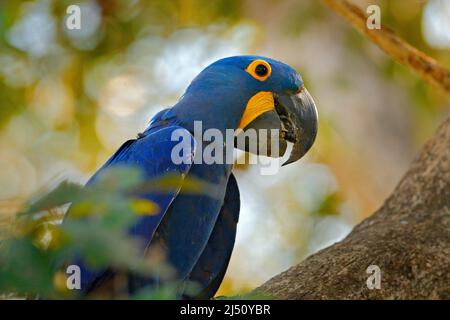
xmin=171 ymin=55 xmax=318 ymax=165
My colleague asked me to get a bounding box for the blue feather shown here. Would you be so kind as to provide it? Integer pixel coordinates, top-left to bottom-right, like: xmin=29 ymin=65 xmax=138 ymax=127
xmin=68 ymin=122 xmax=196 ymax=293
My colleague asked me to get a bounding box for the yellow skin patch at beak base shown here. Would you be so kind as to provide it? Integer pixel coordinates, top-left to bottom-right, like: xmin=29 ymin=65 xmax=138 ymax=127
xmin=238 ymin=91 xmax=275 ymax=130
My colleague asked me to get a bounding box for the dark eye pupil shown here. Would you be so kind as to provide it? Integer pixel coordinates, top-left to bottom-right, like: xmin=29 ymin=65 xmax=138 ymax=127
xmin=255 ymin=64 xmax=268 ymax=77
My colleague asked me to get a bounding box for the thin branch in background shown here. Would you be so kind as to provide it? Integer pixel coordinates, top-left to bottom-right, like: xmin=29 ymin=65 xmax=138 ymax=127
xmin=321 ymin=0 xmax=450 ymax=96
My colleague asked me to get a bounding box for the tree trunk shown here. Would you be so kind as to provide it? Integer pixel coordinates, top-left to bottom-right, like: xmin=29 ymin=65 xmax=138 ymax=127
xmin=254 ymin=117 xmax=450 ymax=299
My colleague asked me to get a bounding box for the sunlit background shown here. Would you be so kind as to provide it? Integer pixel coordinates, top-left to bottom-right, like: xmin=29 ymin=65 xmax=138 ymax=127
xmin=0 ymin=0 xmax=449 ymax=296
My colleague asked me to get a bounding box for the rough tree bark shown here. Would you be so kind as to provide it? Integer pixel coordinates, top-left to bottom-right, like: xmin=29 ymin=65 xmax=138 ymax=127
xmin=254 ymin=117 xmax=450 ymax=299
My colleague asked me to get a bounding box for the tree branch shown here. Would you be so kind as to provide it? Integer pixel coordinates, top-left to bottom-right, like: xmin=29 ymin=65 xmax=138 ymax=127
xmin=253 ymin=116 xmax=450 ymax=299
xmin=321 ymin=0 xmax=450 ymax=96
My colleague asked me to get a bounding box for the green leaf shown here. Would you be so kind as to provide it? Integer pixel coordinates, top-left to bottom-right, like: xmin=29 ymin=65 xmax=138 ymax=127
xmin=19 ymin=181 xmax=84 ymax=218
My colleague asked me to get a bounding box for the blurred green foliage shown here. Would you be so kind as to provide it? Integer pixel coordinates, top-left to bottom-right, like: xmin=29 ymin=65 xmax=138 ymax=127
xmin=0 ymin=167 xmax=160 ymax=298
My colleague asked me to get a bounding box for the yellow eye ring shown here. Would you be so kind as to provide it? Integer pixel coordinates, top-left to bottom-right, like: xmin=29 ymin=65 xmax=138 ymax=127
xmin=246 ymin=59 xmax=272 ymax=81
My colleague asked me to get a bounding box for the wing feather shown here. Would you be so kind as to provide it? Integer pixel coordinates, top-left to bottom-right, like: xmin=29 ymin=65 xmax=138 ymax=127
xmin=66 ymin=125 xmax=196 ymax=293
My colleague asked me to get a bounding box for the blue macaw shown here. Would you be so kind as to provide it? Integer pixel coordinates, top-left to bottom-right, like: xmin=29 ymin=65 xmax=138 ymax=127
xmin=67 ymin=56 xmax=318 ymax=299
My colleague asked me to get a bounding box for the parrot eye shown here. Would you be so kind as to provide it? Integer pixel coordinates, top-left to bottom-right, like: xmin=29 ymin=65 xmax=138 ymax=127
xmin=255 ymin=64 xmax=268 ymax=76
xmin=246 ymin=59 xmax=272 ymax=81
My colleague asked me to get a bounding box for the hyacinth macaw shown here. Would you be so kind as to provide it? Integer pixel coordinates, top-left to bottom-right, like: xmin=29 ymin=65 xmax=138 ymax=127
xmin=67 ymin=56 xmax=318 ymax=299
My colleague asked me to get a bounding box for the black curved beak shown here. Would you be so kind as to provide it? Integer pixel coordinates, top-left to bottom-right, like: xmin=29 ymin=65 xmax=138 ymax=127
xmin=276 ymin=87 xmax=318 ymax=165
xmin=235 ymin=87 xmax=318 ymax=165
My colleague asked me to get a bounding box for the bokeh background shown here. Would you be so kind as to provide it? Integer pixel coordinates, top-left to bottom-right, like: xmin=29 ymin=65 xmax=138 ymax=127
xmin=0 ymin=0 xmax=449 ymax=296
